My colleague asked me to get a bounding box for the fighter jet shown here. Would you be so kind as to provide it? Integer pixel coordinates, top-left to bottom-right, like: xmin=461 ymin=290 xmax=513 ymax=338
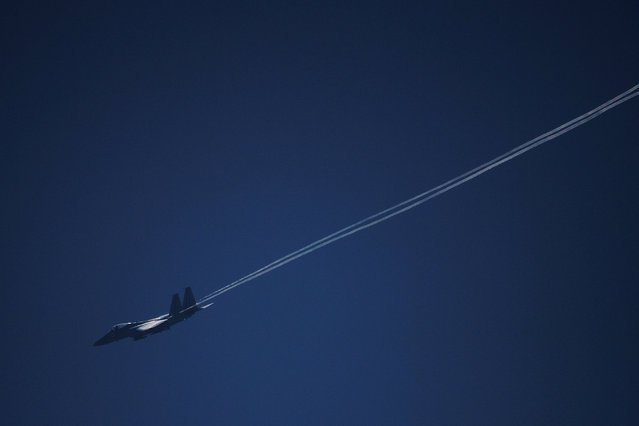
xmin=93 ymin=287 xmax=212 ymax=346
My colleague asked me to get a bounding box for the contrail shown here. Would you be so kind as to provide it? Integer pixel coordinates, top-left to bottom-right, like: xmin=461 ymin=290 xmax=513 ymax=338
xmin=199 ymin=83 xmax=639 ymax=304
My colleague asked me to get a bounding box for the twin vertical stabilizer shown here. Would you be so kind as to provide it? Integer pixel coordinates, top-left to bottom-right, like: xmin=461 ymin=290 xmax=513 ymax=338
xmin=183 ymin=287 xmax=196 ymax=308
xmin=168 ymin=287 xmax=197 ymax=315
xmin=169 ymin=294 xmax=181 ymax=315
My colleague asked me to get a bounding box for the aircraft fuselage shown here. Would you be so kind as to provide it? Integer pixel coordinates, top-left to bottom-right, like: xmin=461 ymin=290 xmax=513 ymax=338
xmin=93 ymin=287 xmax=211 ymax=346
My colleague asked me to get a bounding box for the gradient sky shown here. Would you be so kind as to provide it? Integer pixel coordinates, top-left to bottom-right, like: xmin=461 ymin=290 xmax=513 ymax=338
xmin=3 ymin=2 xmax=639 ymax=425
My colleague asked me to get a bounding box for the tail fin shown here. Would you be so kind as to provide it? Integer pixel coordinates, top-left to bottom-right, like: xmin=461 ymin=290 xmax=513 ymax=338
xmin=183 ymin=287 xmax=196 ymax=308
xmin=169 ymin=293 xmax=182 ymax=315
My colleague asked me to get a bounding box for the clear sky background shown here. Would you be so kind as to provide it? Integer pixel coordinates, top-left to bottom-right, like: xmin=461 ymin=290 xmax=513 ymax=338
xmin=2 ymin=1 xmax=639 ymax=425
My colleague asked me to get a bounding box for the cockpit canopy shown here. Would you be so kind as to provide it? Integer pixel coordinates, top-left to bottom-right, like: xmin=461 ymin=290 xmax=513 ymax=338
xmin=111 ymin=322 xmax=132 ymax=331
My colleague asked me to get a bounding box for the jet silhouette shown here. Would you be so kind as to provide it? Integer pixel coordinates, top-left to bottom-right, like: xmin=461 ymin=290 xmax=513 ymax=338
xmin=94 ymin=287 xmax=212 ymax=346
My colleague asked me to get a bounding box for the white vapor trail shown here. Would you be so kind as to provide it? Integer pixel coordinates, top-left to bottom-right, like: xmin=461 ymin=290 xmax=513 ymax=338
xmin=199 ymin=83 xmax=639 ymax=305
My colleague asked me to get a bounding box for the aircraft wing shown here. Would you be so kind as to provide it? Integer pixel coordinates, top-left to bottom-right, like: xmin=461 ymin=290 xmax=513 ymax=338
xmin=134 ymin=318 xmax=169 ymax=331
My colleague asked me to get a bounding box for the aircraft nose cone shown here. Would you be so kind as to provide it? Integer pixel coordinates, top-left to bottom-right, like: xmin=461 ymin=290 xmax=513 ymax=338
xmin=93 ymin=334 xmax=111 ymax=346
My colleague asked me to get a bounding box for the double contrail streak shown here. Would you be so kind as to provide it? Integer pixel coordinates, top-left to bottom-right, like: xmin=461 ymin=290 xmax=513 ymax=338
xmin=199 ymin=83 xmax=639 ymax=305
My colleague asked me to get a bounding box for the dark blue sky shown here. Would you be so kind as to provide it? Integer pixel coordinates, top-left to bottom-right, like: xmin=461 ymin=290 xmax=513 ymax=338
xmin=2 ymin=2 xmax=639 ymax=424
